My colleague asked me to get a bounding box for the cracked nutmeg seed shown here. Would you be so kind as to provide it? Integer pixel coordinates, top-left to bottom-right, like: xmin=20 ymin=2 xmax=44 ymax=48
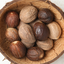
xmin=10 ymin=41 xmax=26 ymax=59
xmin=27 ymin=47 xmax=44 ymax=61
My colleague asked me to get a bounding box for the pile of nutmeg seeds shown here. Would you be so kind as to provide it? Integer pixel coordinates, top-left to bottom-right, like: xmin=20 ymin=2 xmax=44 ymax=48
xmin=5 ymin=6 xmax=61 ymax=61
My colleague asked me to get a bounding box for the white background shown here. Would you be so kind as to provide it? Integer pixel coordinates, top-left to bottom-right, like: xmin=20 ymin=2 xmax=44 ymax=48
xmin=0 ymin=0 xmax=64 ymax=64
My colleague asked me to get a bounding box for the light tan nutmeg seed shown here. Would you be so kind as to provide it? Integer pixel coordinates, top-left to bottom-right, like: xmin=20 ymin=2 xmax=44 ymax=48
xmin=22 ymin=40 xmax=35 ymax=48
xmin=18 ymin=23 xmax=36 ymax=44
xmin=17 ymin=21 xmax=23 ymax=29
xmin=47 ymin=22 xmax=61 ymax=40
xmin=37 ymin=38 xmax=53 ymax=50
xmin=20 ymin=6 xmax=38 ymax=23
xmin=30 ymin=20 xmax=42 ymax=27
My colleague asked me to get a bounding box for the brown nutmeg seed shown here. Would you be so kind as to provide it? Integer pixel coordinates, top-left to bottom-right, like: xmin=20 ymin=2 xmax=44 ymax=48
xmin=10 ymin=41 xmax=26 ymax=59
xmin=6 ymin=11 xmax=19 ymax=27
xmin=38 ymin=9 xmax=54 ymax=23
xmin=27 ymin=47 xmax=44 ymax=61
xmin=33 ymin=22 xmax=50 ymax=41
xmin=5 ymin=28 xmax=20 ymax=42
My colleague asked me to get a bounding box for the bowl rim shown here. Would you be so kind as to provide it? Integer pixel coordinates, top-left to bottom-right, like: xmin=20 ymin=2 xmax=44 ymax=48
xmin=0 ymin=0 xmax=64 ymax=64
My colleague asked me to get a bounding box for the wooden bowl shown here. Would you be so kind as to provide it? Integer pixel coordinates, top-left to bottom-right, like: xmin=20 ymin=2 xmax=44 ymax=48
xmin=0 ymin=0 xmax=64 ymax=64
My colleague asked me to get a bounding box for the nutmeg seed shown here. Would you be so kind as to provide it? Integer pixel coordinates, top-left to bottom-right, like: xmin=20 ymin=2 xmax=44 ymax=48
xmin=18 ymin=22 xmax=36 ymax=44
xmin=22 ymin=40 xmax=35 ymax=48
xmin=33 ymin=22 xmax=50 ymax=41
xmin=20 ymin=6 xmax=38 ymax=23
xmin=30 ymin=20 xmax=42 ymax=27
xmin=38 ymin=9 xmax=54 ymax=23
xmin=10 ymin=41 xmax=26 ymax=59
xmin=27 ymin=47 xmax=44 ymax=61
xmin=6 ymin=11 xmax=19 ymax=27
xmin=47 ymin=22 xmax=61 ymax=39
xmin=5 ymin=28 xmax=20 ymax=42
xmin=37 ymin=38 xmax=53 ymax=50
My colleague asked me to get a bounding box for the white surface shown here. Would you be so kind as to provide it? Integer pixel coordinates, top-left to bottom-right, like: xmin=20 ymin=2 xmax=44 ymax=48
xmin=0 ymin=0 xmax=64 ymax=64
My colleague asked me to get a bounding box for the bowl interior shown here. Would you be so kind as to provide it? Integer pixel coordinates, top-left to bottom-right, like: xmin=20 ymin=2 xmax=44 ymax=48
xmin=0 ymin=0 xmax=64 ymax=64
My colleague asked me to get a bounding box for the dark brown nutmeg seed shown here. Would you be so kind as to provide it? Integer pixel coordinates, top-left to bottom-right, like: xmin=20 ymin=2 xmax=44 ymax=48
xmin=38 ymin=9 xmax=54 ymax=23
xmin=27 ymin=47 xmax=44 ymax=61
xmin=10 ymin=41 xmax=26 ymax=59
xmin=33 ymin=22 xmax=50 ymax=41
xmin=6 ymin=11 xmax=19 ymax=27
xmin=5 ymin=28 xmax=20 ymax=42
